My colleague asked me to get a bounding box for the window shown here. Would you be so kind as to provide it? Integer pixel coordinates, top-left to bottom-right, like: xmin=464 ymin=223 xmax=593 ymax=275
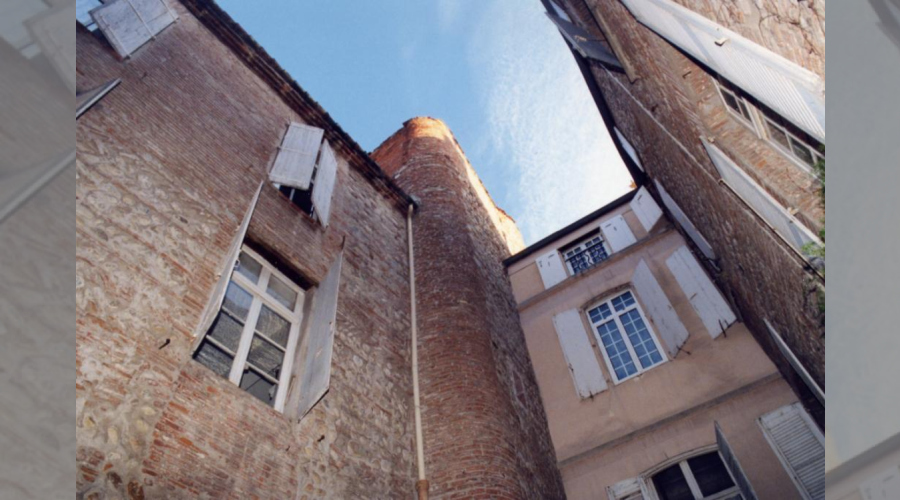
xmin=269 ymin=122 xmax=338 ymax=227
xmin=649 ymin=451 xmax=742 ymax=500
xmin=587 ymin=290 xmax=666 ymax=383
xmin=757 ymin=107 xmax=825 ymax=173
xmin=88 ymin=0 xmax=178 ymax=58
xmin=715 ymin=79 xmax=756 ymax=129
xmin=562 ymin=232 xmax=611 ymax=275
xmin=194 ymin=246 xmax=306 ymax=412
xmin=759 ymin=403 xmax=825 ymax=500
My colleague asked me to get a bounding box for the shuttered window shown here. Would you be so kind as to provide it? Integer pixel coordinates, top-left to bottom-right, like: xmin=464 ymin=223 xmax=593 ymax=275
xmin=545 ymin=12 xmax=623 ymax=69
xmin=631 ymin=260 xmax=689 ymax=358
xmin=91 ymin=0 xmax=178 ymax=58
xmin=587 ymin=290 xmax=666 ymax=384
xmin=614 ymin=127 xmax=644 ymax=172
xmin=553 ymin=309 xmax=608 ymax=398
xmin=654 ymin=180 xmax=716 ymax=260
xmin=630 ymin=186 xmax=662 ymax=232
xmin=601 ymin=214 xmax=637 ymax=252
xmin=269 ymin=123 xmax=339 ymax=227
xmin=561 ymin=232 xmax=610 ymax=276
xmin=620 ymin=0 xmax=824 ymax=143
xmin=759 ymin=403 xmax=825 ymax=500
xmin=536 ymin=250 xmax=568 ymax=290
xmin=666 ymin=246 xmax=736 ymax=339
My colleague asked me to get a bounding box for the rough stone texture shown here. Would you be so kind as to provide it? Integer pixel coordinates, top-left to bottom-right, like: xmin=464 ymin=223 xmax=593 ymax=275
xmin=559 ymin=0 xmax=825 ymax=425
xmin=372 ymin=117 xmax=566 ymax=499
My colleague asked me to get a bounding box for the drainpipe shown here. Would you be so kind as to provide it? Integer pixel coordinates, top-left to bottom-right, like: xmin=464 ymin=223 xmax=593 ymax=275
xmin=407 ymin=204 xmax=429 ymax=500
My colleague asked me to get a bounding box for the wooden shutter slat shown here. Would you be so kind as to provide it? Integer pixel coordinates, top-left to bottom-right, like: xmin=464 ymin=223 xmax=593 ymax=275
xmin=665 ymin=245 xmax=736 ymax=338
xmin=553 ymin=309 xmax=608 ymax=398
xmin=311 ymin=139 xmax=338 ymax=227
xmin=760 ymin=403 xmax=825 ymax=500
xmin=536 ymin=250 xmax=567 ymax=289
xmin=92 ymin=0 xmax=177 ymax=58
xmin=268 ymin=123 xmax=324 ymax=191
xmin=631 ymin=260 xmax=688 ymax=358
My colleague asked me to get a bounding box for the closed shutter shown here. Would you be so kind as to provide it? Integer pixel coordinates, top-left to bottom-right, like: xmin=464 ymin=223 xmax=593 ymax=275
xmin=665 ymin=246 xmax=735 ymax=339
xmin=601 ymin=214 xmax=637 ymax=252
xmin=192 ymin=180 xmax=264 ymax=353
xmin=629 ymin=186 xmax=662 ymax=232
xmin=620 ymin=0 xmax=824 ymax=142
xmin=702 ymin=139 xmax=820 ymax=252
xmin=27 ymin=4 xmax=76 ymax=92
xmin=607 ymin=477 xmax=643 ymax=500
xmin=860 ymin=466 xmax=900 ymax=500
xmin=654 ymin=180 xmax=716 ymax=260
xmin=614 ymin=127 xmax=643 ymax=172
xmin=268 ymin=123 xmax=324 ymax=191
xmin=553 ymin=309 xmax=608 ymax=398
xmin=715 ymin=421 xmax=759 ymax=500
xmin=536 ymin=250 xmax=567 ymax=289
xmin=92 ymin=0 xmax=178 ymax=58
xmin=312 ymin=139 xmax=338 ymax=227
xmin=296 ymin=249 xmax=343 ymax=419
xmin=759 ymin=403 xmax=825 ymax=500
xmin=765 ymin=320 xmax=823 ymax=405
xmin=545 ymin=12 xmax=623 ymax=69
xmin=631 ymin=260 xmax=688 ymax=358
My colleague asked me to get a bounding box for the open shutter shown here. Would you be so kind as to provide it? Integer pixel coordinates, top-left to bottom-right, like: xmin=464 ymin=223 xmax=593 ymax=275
xmin=27 ymin=4 xmax=76 ymax=92
xmin=614 ymin=127 xmax=643 ymax=172
xmin=553 ymin=309 xmax=608 ymax=398
xmin=192 ymin=180 xmax=264 ymax=352
xmin=312 ymin=139 xmax=338 ymax=227
xmin=861 ymin=466 xmax=900 ymax=500
xmin=545 ymin=12 xmax=623 ymax=69
xmin=536 ymin=250 xmax=567 ymax=289
xmin=606 ymin=477 xmax=643 ymax=500
xmin=716 ymin=421 xmax=759 ymax=500
xmin=632 ymin=260 xmax=688 ymax=358
xmin=601 ymin=214 xmax=637 ymax=252
xmin=629 ymin=186 xmax=662 ymax=232
xmin=702 ymin=138 xmax=820 ymax=252
xmin=654 ymin=180 xmax=716 ymax=260
xmin=665 ymin=246 xmax=736 ymax=339
xmin=296 ymin=249 xmax=343 ymax=419
xmin=765 ymin=320 xmax=823 ymax=405
xmin=91 ymin=0 xmax=178 ymax=58
xmin=268 ymin=123 xmax=324 ymax=191
xmin=621 ymin=0 xmax=824 ymax=142
xmin=759 ymin=403 xmax=825 ymax=500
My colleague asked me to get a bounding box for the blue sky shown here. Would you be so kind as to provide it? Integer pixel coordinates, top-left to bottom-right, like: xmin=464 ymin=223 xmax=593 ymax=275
xmin=218 ymin=0 xmax=633 ymax=245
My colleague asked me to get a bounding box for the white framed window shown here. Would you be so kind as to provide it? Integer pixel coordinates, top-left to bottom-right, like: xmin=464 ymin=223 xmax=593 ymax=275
xmin=714 ymin=79 xmax=758 ymax=132
xmin=269 ymin=122 xmax=338 ymax=227
xmin=645 ymin=449 xmax=743 ymax=500
xmin=194 ymin=246 xmax=306 ymax=412
xmin=562 ymin=232 xmax=611 ymax=276
xmin=587 ymin=290 xmax=666 ymax=384
xmin=757 ymin=107 xmax=825 ymax=174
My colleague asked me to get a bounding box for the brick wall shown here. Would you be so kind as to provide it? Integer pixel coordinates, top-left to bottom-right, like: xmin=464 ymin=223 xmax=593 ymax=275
xmin=372 ymin=117 xmax=566 ymax=499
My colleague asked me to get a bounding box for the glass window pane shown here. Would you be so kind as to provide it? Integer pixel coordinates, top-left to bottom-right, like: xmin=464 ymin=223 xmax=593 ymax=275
xmin=194 ymin=340 xmax=234 ymax=378
xmin=239 ymin=367 xmax=277 ymax=407
xmin=737 ymin=100 xmax=752 ymax=122
xmin=235 ymin=252 xmax=262 ymax=283
xmin=765 ymin=120 xmax=790 ymax=149
xmin=596 ymin=321 xmax=637 ymax=380
xmin=207 ymin=311 xmax=244 ymax=352
xmin=721 ymin=91 xmax=740 ymax=113
xmin=267 ymin=274 xmax=299 ymax=310
xmin=789 ymin=137 xmax=815 ymax=166
xmin=589 ymin=303 xmax=613 ymax=323
xmin=620 ymin=309 xmax=664 ymax=369
xmin=688 ymin=452 xmax=736 ymax=496
xmin=255 ymin=305 xmax=290 ymax=347
xmin=652 ymin=464 xmax=694 ymax=500
xmin=222 ymin=282 xmax=253 ymax=321
xmin=247 ymin=334 xmax=285 ymax=379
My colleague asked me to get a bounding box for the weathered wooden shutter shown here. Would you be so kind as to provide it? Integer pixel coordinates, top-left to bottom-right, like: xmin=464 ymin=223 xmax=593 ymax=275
xmin=654 ymin=180 xmax=716 ymax=260
xmin=860 ymin=466 xmax=900 ymax=500
xmin=759 ymin=403 xmax=825 ymax=500
xmin=621 ymin=0 xmax=824 ymax=142
xmin=553 ymin=309 xmax=608 ymax=398
xmin=296 ymin=250 xmax=343 ymax=419
xmin=27 ymin=4 xmax=76 ymax=92
xmin=191 ymin=180 xmax=264 ymax=353
xmin=765 ymin=320 xmax=824 ymax=405
xmin=665 ymin=246 xmax=735 ymax=339
xmin=92 ymin=0 xmax=178 ymax=58
xmin=545 ymin=12 xmax=623 ymax=69
xmin=606 ymin=477 xmax=643 ymax=500
xmin=716 ymin=421 xmax=759 ymax=500
xmin=536 ymin=250 xmax=567 ymax=289
xmin=629 ymin=186 xmax=662 ymax=232
xmin=702 ymin=138 xmax=820 ymax=252
xmin=601 ymin=214 xmax=637 ymax=252
xmin=631 ymin=260 xmax=688 ymax=358
xmin=614 ymin=127 xmax=643 ymax=172
xmin=312 ymin=139 xmax=338 ymax=227
xmin=268 ymin=123 xmax=324 ymax=191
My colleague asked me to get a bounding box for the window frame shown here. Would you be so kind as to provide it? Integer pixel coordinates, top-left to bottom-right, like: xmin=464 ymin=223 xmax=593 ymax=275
xmin=758 ymin=111 xmax=825 ymax=175
xmin=194 ymin=245 xmax=306 ymax=413
xmin=642 ymin=446 xmax=743 ymax=500
xmin=586 ymin=289 xmax=668 ymax=385
xmin=562 ymin=232 xmax=612 ymax=276
xmin=714 ymin=79 xmax=760 ymax=134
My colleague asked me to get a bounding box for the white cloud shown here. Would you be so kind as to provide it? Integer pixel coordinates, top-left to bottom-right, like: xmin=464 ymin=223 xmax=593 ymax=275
xmin=469 ymin=0 xmax=633 ymax=245
xmin=436 ymin=0 xmax=462 ymax=34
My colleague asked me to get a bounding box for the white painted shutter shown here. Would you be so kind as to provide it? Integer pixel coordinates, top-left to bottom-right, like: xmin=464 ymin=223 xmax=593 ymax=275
xmin=716 ymin=421 xmax=759 ymax=500
xmin=654 ymin=180 xmax=716 ymax=260
xmin=192 ymin=180 xmax=264 ymax=353
xmin=545 ymin=13 xmax=623 ymax=69
xmin=629 ymin=186 xmax=662 ymax=232
xmin=297 ymin=249 xmax=343 ymax=419
xmin=631 ymin=260 xmax=688 ymax=358
xmin=601 ymin=214 xmax=637 ymax=252
xmin=606 ymin=477 xmax=643 ymax=500
xmin=614 ymin=127 xmax=643 ymax=172
xmin=268 ymin=123 xmax=324 ymax=191
xmin=765 ymin=320 xmax=823 ymax=405
xmin=536 ymin=250 xmax=567 ymax=289
xmin=312 ymin=139 xmax=338 ymax=227
xmin=621 ymin=0 xmax=825 ymax=142
xmin=861 ymin=466 xmax=900 ymax=500
xmin=665 ymin=246 xmax=735 ymax=339
xmin=27 ymin=4 xmax=76 ymax=92
xmin=553 ymin=309 xmax=608 ymax=398
xmin=702 ymin=139 xmax=820 ymax=252
xmin=759 ymin=403 xmax=825 ymax=500
xmin=92 ymin=0 xmax=178 ymax=58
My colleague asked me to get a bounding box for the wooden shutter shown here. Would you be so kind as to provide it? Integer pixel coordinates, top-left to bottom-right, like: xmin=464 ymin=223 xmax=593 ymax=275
xmin=601 ymin=214 xmax=637 ymax=252
xmin=629 ymin=186 xmax=662 ymax=232
xmin=92 ymin=0 xmax=178 ymax=58
xmin=296 ymin=249 xmax=343 ymax=419
xmin=312 ymin=139 xmax=338 ymax=227
xmin=191 ymin=180 xmax=264 ymax=353
xmin=716 ymin=421 xmax=759 ymax=500
xmin=553 ymin=309 xmax=608 ymax=398
xmin=614 ymin=127 xmax=643 ymax=172
xmin=765 ymin=320 xmax=824 ymax=405
xmin=860 ymin=466 xmax=900 ymax=500
xmin=27 ymin=4 xmax=76 ymax=92
xmin=268 ymin=123 xmax=324 ymax=191
xmin=702 ymin=139 xmax=820 ymax=252
xmin=621 ymin=0 xmax=824 ymax=142
xmin=631 ymin=260 xmax=688 ymax=358
xmin=606 ymin=477 xmax=643 ymax=500
xmin=545 ymin=12 xmax=623 ymax=69
xmin=760 ymin=403 xmax=825 ymax=500
xmin=654 ymin=180 xmax=716 ymax=260
xmin=536 ymin=250 xmax=567 ymax=289
xmin=665 ymin=246 xmax=735 ymax=339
